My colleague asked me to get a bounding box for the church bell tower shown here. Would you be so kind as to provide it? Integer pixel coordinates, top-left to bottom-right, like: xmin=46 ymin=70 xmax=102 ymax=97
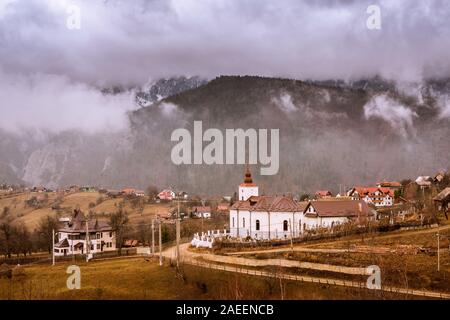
xmin=238 ymin=166 xmax=259 ymax=201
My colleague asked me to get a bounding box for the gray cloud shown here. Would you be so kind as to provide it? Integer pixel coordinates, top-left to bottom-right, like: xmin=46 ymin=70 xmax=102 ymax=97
xmin=363 ymin=94 xmax=418 ymax=139
xmin=0 ymin=0 xmax=449 ymax=86
xmin=0 ymin=70 xmax=135 ymax=133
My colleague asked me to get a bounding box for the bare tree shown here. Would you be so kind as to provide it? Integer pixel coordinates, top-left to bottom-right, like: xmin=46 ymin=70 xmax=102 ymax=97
xmin=36 ymin=215 xmax=59 ymax=254
xmin=0 ymin=218 xmax=14 ymax=258
xmin=109 ymin=203 xmax=129 ymax=255
xmin=146 ymin=185 xmax=159 ymax=201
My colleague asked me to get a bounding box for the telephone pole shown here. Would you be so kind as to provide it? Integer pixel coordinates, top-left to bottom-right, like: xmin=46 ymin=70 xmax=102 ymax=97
xmin=437 ymin=231 xmax=440 ymax=272
xmin=151 ymin=218 xmax=155 ymax=255
xmin=52 ymin=228 xmax=55 ymax=266
xmin=159 ymin=219 xmax=162 ymax=266
xmin=176 ymin=193 xmax=181 ymax=268
xmin=289 ymin=219 xmax=293 ymax=252
xmin=85 ymin=215 xmax=90 ymax=262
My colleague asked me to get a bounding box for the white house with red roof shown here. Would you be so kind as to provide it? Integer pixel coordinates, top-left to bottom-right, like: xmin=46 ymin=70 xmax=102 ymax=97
xmin=158 ymin=188 xmax=176 ymax=200
xmin=347 ymin=186 xmax=394 ymax=207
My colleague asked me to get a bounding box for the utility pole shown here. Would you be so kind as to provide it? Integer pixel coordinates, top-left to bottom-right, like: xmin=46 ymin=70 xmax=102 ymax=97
xmin=159 ymin=219 xmax=162 ymax=266
xmin=176 ymin=193 xmax=181 ymax=268
xmin=201 ymin=199 xmax=205 ymax=234
xmin=437 ymin=231 xmax=440 ymax=272
xmin=151 ymin=218 xmax=155 ymax=255
xmin=52 ymin=228 xmax=55 ymax=266
xmin=86 ymin=215 xmax=90 ymax=263
xmin=289 ymin=219 xmax=293 ymax=252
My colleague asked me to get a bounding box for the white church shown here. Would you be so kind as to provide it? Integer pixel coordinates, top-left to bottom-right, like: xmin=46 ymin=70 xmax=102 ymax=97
xmin=229 ymin=167 xmax=374 ymax=240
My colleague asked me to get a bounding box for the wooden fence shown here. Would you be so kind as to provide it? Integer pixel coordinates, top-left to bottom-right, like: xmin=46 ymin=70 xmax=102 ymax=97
xmin=173 ymin=257 xmax=450 ymax=300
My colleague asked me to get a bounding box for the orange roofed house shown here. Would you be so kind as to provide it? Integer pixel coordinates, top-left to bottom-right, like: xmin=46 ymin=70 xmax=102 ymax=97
xmin=347 ymin=186 xmax=394 ymax=207
xmin=315 ymin=190 xmax=333 ymax=199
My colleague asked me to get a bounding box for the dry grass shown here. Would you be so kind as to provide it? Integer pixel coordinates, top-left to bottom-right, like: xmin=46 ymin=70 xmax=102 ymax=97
xmin=0 ymin=192 xmax=174 ymax=229
xmin=0 ymin=257 xmax=209 ymax=300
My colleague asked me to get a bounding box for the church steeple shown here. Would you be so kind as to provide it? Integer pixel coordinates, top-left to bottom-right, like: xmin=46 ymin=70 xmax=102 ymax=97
xmin=239 ymin=165 xmax=259 ymax=200
xmin=244 ymin=165 xmax=253 ymax=184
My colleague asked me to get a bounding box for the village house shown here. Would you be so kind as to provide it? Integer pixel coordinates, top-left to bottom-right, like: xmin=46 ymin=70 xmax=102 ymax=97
xmin=135 ymin=190 xmax=145 ymax=197
xmin=120 ymin=188 xmax=145 ymax=197
xmin=347 ymin=187 xmax=394 ymax=207
xmin=434 ymin=187 xmax=450 ymax=218
xmin=80 ymin=186 xmax=97 ymax=193
xmin=193 ymin=206 xmax=212 ymax=219
xmin=229 ymin=167 xmax=374 ymax=240
xmin=217 ymin=202 xmax=230 ymax=212
xmin=32 ymin=186 xmax=49 ymax=193
xmin=435 ymin=173 xmax=446 ymax=183
xmin=415 ymin=176 xmax=433 ymax=188
xmin=158 ymin=189 xmax=176 ymax=201
xmin=121 ymin=188 xmax=136 ymax=195
xmin=54 ymin=209 xmax=116 ymax=257
xmin=106 ymin=189 xmax=121 ymax=198
xmin=302 ymin=200 xmax=374 ymax=230
xmin=315 ymin=190 xmax=333 ymax=199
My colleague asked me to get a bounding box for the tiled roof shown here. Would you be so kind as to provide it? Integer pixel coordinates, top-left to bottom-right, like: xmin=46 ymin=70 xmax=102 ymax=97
xmin=350 ymin=187 xmax=394 ymax=197
xmin=434 ymin=187 xmax=450 ymax=202
xmin=193 ymin=206 xmax=211 ymax=213
xmin=315 ymin=190 xmax=332 ymax=196
xmin=231 ymin=196 xmax=307 ymax=212
xmin=55 ymin=238 xmax=69 ymax=248
xmin=58 ymin=209 xmax=112 ymax=233
xmin=305 ymin=200 xmax=373 ymax=218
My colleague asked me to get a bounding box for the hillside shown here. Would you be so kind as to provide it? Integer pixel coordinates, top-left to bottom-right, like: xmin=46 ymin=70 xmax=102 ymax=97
xmin=1 ymin=76 xmax=450 ymax=195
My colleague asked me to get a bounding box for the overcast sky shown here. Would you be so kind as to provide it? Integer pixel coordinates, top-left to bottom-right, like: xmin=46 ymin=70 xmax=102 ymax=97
xmin=1 ymin=0 xmax=449 ymax=85
xmin=0 ymin=0 xmax=449 ymax=132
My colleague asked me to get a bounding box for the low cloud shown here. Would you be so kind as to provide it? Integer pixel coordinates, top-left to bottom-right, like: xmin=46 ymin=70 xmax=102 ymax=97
xmin=437 ymin=94 xmax=450 ymax=119
xmin=0 ymin=71 xmax=136 ymax=134
xmin=272 ymin=93 xmax=297 ymax=113
xmin=363 ymin=94 xmax=418 ymax=139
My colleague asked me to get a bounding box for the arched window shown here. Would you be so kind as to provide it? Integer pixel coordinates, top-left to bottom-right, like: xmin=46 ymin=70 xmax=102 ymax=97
xmin=243 ymin=217 xmax=245 ymax=228
xmin=256 ymin=220 xmax=260 ymax=231
xmin=283 ymin=220 xmax=288 ymax=231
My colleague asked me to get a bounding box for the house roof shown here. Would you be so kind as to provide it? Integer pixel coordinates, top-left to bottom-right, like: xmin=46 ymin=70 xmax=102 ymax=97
xmin=415 ymin=176 xmax=433 ymax=186
xmin=377 ymin=181 xmax=402 ymax=188
xmin=58 ymin=209 xmax=112 ymax=233
xmin=350 ymin=187 xmax=394 ymax=197
xmin=231 ymin=196 xmax=307 ymax=212
xmin=305 ymin=200 xmax=373 ymax=218
xmin=315 ymin=190 xmax=332 ymax=197
xmin=193 ymin=206 xmax=211 ymax=213
xmin=434 ymin=187 xmax=450 ymax=202
xmin=55 ymin=238 xmax=70 ymax=248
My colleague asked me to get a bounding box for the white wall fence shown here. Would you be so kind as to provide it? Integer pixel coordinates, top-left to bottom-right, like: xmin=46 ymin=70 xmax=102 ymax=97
xmin=191 ymin=229 xmax=230 ymax=248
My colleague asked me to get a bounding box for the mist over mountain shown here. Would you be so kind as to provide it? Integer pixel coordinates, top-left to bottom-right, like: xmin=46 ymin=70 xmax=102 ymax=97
xmin=2 ymin=75 xmax=449 ymax=197
xmin=135 ymin=76 xmax=208 ymax=107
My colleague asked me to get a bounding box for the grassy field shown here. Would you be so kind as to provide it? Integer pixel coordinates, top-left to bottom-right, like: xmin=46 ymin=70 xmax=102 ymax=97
xmin=0 ymin=256 xmax=415 ymax=300
xmin=0 ymin=257 xmax=210 ymax=300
